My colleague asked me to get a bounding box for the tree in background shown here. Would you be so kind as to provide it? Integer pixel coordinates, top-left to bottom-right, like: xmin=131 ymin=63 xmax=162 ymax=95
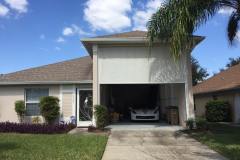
xmin=226 ymin=57 xmax=240 ymax=68
xmin=147 ymin=0 xmax=240 ymax=59
xmin=219 ymin=56 xmax=240 ymax=72
xmin=191 ymin=56 xmax=209 ymax=86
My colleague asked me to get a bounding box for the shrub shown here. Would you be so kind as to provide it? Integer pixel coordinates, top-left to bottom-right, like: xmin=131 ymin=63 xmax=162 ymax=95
xmin=186 ymin=118 xmax=195 ymax=130
xmin=195 ymin=117 xmax=208 ymax=130
xmin=15 ymin=100 xmax=25 ymax=123
xmin=0 ymin=122 xmax=76 ymax=134
xmin=205 ymin=100 xmax=231 ymax=122
xmin=94 ymin=105 xmax=109 ymax=129
xmin=32 ymin=116 xmax=41 ymax=124
xmin=40 ymin=96 xmax=60 ymax=124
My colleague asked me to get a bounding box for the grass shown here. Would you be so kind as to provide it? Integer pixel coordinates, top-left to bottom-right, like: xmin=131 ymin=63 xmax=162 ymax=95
xmin=0 ymin=133 xmax=108 ymax=160
xmin=187 ymin=123 xmax=240 ymax=160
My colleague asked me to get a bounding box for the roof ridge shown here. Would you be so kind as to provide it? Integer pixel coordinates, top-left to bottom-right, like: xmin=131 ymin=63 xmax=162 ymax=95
xmin=3 ymin=56 xmax=91 ymax=76
xmin=93 ymin=30 xmax=147 ymax=38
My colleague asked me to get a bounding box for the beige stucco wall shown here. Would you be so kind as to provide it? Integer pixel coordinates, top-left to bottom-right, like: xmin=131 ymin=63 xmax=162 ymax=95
xmin=234 ymin=93 xmax=240 ymax=123
xmin=194 ymin=96 xmax=212 ymax=117
xmin=0 ymin=86 xmax=24 ymax=122
xmin=194 ymin=92 xmax=236 ymax=120
xmin=0 ymin=85 xmax=60 ymax=123
xmin=92 ymin=45 xmax=99 ymax=126
xmin=159 ymin=83 xmax=186 ymax=125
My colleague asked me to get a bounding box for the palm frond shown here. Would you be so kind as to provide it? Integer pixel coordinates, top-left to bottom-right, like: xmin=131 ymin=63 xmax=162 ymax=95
xmin=227 ymin=11 xmax=240 ymax=44
xmin=147 ymin=0 xmax=237 ymax=59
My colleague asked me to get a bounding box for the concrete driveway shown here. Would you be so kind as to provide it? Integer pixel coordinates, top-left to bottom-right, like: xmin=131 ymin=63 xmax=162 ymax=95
xmin=102 ymin=128 xmax=227 ymax=160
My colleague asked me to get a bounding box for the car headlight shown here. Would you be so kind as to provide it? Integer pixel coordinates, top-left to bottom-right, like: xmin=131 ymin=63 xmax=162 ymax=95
xmin=129 ymin=107 xmax=136 ymax=114
xmin=153 ymin=107 xmax=159 ymax=114
xmin=131 ymin=110 xmax=136 ymax=114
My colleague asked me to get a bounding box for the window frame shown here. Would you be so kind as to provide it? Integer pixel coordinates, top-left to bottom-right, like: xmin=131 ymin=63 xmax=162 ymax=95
xmin=24 ymin=87 xmax=49 ymax=116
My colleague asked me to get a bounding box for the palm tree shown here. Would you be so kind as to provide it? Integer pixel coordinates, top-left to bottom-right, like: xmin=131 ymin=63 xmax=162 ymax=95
xmin=147 ymin=0 xmax=240 ymax=59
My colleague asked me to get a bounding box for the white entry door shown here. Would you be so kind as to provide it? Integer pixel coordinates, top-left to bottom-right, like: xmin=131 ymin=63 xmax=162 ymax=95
xmin=77 ymin=89 xmax=93 ymax=127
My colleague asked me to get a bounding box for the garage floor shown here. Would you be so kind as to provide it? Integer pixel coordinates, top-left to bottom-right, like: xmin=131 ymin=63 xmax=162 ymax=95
xmin=102 ymin=129 xmax=227 ymax=160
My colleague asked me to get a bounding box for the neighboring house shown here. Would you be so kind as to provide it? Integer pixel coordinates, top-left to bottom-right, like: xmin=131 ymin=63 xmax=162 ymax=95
xmin=193 ymin=64 xmax=240 ymax=123
xmin=0 ymin=31 xmax=203 ymax=126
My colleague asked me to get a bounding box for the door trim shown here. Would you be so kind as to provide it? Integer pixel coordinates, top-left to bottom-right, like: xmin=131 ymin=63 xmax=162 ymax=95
xmin=76 ymin=88 xmax=93 ymax=127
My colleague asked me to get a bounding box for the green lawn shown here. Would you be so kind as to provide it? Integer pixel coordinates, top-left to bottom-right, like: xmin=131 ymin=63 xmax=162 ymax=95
xmin=188 ymin=123 xmax=240 ymax=160
xmin=0 ymin=133 xmax=108 ymax=160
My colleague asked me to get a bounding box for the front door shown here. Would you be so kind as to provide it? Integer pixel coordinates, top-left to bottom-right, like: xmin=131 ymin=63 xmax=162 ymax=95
xmin=77 ymin=89 xmax=93 ymax=127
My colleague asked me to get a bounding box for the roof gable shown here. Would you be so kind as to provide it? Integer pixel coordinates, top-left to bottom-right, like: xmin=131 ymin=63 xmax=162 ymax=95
xmin=81 ymin=30 xmax=204 ymax=56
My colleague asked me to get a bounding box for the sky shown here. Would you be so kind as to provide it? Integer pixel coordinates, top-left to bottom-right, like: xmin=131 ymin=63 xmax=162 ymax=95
xmin=0 ymin=0 xmax=239 ymax=76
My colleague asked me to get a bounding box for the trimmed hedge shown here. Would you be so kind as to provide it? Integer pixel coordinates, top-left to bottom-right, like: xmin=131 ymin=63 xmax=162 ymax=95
xmin=0 ymin=122 xmax=76 ymax=134
xmin=205 ymin=100 xmax=231 ymax=122
xmin=40 ymin=96 xmax=60 ymax=124
xmin=15 ymin=100 xmax=25 ymax=123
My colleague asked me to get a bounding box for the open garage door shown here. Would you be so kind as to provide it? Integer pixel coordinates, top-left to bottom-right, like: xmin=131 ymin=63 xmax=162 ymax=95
xmin=100 ymin=84 xmax=186 ymax=125
xmin=101 ymin=84 xmax=160 ymax=122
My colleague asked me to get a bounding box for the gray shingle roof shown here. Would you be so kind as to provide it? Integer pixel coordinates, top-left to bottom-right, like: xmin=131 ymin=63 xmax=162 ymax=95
xmin=0 ymin=56 xmax=92 ymax=84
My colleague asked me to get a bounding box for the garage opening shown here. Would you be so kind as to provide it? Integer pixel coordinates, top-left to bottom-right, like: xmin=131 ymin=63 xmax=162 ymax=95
xmin=100 ymin=84 xmax=185 ymax=124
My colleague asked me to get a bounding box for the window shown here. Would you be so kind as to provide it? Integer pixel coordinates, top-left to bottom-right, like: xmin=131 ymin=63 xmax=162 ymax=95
xmin=25 ymin=88 xmax=49 ymax=116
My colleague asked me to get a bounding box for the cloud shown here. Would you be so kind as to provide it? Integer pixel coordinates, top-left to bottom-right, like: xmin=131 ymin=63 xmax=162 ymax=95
xmin=84 ymin=0 xmax=132 ymax=32
xmin=0 ymin=4 xmax=9 ymax=17
xmin=56 ymin=37 xmax=65 ymax=43
xmin=228 ymin=30 xmax=240 ymax=46
xmin=237 ymin=31 xmax=240 ymax=38
xmin=62 ymin=24 xmax=93 ymax=37
xmin=40 ymin=34 xmax=45 ymax=40
xmin=211 ymin=19 xmax=220 ymax=27
xmin=235 ymin=31 xmax=240 ymax=43
xmin=39 ymin=48 xmax=49 ymax=52
xmin=218 ymin=7 xmax=235 ymax=15
xmin=55 ymin=47 xmax=61 ymax=51
xmin=133 ymin=0 xmax=164 ymax=31
xmin=63 ymin=27 xmax=74 ymax=36
xmin=4 ymin=0 xmax=28 ymax=13
xmin=71 ymin=24 xmax=92 ymax=36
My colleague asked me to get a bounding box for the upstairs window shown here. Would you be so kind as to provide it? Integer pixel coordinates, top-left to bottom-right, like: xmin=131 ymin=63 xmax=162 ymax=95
xmin=25 ymin=88 xmax=49 ymax=116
